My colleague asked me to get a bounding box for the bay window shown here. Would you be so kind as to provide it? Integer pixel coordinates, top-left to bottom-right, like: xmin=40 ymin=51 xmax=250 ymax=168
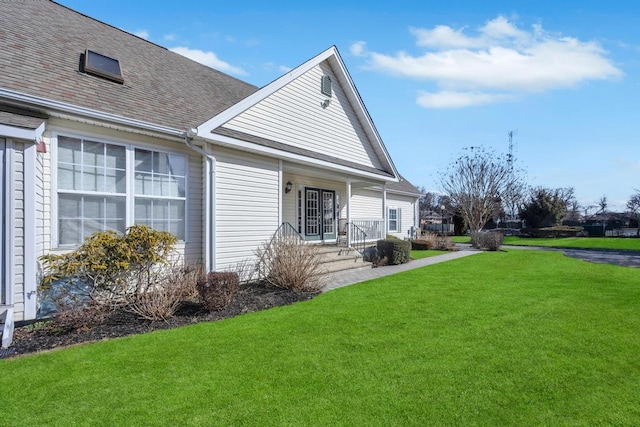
xmin=56 ymin=135 xmax=186 ymax=246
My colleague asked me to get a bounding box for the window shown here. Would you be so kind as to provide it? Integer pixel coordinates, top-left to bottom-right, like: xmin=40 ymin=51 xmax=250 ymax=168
xmin=83 ymin=49 xmax=124 ymax=84
xmin=388 ymin=208 xmax=399 ymax=233
xmin=57 ymin=135 xmax=186 ymax=245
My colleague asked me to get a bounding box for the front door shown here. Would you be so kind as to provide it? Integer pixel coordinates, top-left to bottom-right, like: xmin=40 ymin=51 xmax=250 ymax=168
xmin=305 ymin=188 xmax=336 ymax=241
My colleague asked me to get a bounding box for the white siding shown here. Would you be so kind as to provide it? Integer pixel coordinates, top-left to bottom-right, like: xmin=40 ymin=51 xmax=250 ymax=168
xmin=43 ymin=119 xmax=204 ymax=265
xmin=11 ymin=142 xmax=25 ymax=321
xmin=223 ymin=63 xmax=383 ymax=170
xmin=282 ymin=174 xmax=345 ymax=235
xmin=215 ymin=147 xmax=280 ymax=271
xmin=351 ymin=189 xmax=383 ymax=220
xmin=387 ymin=194 xmax=418 ymax=239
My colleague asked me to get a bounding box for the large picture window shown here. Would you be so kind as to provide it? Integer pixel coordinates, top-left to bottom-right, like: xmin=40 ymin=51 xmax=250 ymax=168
xmin=57 ymin=135 xmax=187 ymax=245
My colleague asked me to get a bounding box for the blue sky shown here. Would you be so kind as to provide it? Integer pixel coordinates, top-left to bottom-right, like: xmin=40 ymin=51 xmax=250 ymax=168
xmin=59 ymin=0 xmax=639 ymax=212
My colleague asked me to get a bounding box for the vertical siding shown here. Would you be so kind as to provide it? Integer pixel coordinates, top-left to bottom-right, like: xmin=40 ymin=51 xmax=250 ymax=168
xmin=215 ymin=147 xmax=280 ymax=271
xmin=223 ymin=63 xmax=383 ymax=170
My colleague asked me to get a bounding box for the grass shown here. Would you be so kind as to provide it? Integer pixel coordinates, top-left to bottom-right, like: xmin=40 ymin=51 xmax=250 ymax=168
xmin=452 ymin=235 xmax=640 ymax=250
xmin=410 ymin=249 xmax=448 ymax=259
xmin=2 ymin=250 xmax=640 ymax=425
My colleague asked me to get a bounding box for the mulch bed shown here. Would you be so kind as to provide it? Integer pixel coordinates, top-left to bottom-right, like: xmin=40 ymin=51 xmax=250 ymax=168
xmin=4 ymin=283 xmax=318 ymax=358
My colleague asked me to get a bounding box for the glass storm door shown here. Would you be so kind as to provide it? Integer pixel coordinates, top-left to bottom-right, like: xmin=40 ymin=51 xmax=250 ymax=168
xmin=305 ymin=188 xmax=336 ymax=241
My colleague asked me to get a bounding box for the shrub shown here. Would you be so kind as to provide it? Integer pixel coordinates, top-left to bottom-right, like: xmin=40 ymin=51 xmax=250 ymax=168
xmin=196 ymin=272 xmax=240 ymax=312
xmin=470 ymin=231 xmax=504 ymax=251
xmin=412 ymin=233 xmax=455 ymax=251
xmin=126 ymin=263 xmax=203 ymax=321
xmin=377 ymin=239 xmax=411 ymax=265
xmin=40 ymin=225 xmax=178 ymax=313
xmin=255 ymin=236 xmax=324 ymax=292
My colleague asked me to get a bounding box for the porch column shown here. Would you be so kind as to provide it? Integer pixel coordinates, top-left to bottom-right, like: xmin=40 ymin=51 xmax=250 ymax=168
xmin=346 ymin=178 xmax=351 ymax=246
xmin=382 ymin=184 xmax=387 ymax=237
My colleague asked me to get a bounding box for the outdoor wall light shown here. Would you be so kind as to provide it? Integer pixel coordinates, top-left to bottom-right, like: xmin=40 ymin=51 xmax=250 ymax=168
xmin=285 ymin=181 xmax=293 ymax=193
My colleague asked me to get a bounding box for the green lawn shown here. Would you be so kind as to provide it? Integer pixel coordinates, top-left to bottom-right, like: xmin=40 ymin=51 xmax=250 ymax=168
xmin=410 ymin=249 xmax=448 ymax=259
xmin=2 ymin=250 xmax=640 ymax=425
xmin=452 ymin=235 xmax=640 ymax=251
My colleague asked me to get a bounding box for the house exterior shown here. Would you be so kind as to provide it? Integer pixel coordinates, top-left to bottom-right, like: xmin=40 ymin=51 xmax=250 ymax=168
xmin=0 ymin=1 xmax=421 ymax=342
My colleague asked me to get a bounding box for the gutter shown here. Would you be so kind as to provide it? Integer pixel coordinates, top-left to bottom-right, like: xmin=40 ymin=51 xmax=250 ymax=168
xmin=184 ymin=128 xmax=216 ymax=272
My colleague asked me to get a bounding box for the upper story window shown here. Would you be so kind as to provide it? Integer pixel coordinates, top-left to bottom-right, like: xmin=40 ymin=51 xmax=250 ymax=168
xmin=56 ymin=135 xmax=186 ymax=246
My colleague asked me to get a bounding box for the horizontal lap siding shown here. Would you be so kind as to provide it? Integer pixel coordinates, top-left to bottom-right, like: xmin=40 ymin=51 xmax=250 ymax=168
xmin=351 ymin=189 xmax=383 ymax=220
xmin=43 ymin=119 xmax=203 ymax=265
xmin=223 ymin=64 xmax=383 ymax=170
xmin=387 ymin=195 xmax=417 ymax=239
xmin=215 ymin=148 xmax=279 ymax=271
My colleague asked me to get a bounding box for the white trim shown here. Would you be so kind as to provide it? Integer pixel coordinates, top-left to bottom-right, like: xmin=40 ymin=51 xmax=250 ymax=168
xmin=382 ymin=185 xmax=387 ymax=236
xmin=51 ymin=131 xmax=190 ymax=248
xmin=1 ymin=88 xmax=184 ymax=138
xmin=5 ymin=140 xmax=15 ymax=310
xmin=388 ymin=207 xmax=399 ymax=233
xmin=195 ymin=46 xmax=399 ymax=180
xmin=210 ymin=132 xmax=396 ymax=183
xmin=278 ymin=160 xmax=283 ymax=225
xmin=23 ymin=143 xmax=37 ymax=319
xmin=197 ymin=48 xmax=338 ymax=134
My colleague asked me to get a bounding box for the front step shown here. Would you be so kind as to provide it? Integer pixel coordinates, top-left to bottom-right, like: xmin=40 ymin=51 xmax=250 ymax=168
xmin=315 ymin=245 xmax=372 ymax=275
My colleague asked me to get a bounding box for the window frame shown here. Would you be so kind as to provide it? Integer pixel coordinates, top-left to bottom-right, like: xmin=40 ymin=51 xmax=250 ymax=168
xmin=52 ymin=132 xmax=189 ymax=248
xmin=388 ymin=207 xmax=399 ymax=233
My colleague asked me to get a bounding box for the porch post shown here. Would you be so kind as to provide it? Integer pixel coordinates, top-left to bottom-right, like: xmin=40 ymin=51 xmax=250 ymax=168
xmin=346 ymin=178 xmax=351 ymax=246
xmin=278 ymin=160 xmax=283 ymax=225
xmin=382 ymin=184 xmax=387 ymax=237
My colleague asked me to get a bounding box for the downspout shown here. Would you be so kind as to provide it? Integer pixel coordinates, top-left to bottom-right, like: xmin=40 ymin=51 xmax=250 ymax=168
xmin=184 ymin=128 xmax=216 ymax=273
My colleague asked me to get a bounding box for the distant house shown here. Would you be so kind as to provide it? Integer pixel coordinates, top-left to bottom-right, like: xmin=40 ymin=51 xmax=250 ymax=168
xmin=0 ymin=1 xmax=420 ymax=342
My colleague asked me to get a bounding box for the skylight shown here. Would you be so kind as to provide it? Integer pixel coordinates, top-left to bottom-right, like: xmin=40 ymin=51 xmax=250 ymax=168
xmin=83 ymin=49 xmax=123 ymax=84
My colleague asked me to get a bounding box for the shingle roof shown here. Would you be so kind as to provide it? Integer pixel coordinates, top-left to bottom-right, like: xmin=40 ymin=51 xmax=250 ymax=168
xmin=387 ymin=175 xmax=421 ymax=196
xmin=213 ymin=127 xmax=395 ymax=179
xmin=0 ymin=105 xmax=48 ymax=129
xmin=0 ymin=1 xmax=258 ymax=131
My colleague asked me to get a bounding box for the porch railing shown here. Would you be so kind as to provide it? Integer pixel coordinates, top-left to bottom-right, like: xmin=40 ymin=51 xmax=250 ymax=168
xmin=348 ymin=222 xmax=367 ymax=254
xmin=350 ymin=219 xmax=383 ymax=241
xmin=272 ymin=222 xmax=304 ymax=242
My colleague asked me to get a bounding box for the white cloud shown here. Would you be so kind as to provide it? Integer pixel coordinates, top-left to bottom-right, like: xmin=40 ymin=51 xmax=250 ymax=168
xmin=170 ymin=47 xmax=248 ymax=76
xmin=163 ymin=33 xmax=176 ymax=42
xmin=134 ymin=29 xmax=149 ymax=39
xmin=417 ymin=91 xmax=514 ymax=108
xmin=361 ymin=16 xmax=622 ymax=108
xmin=278 ymin=65 xmax=292 ymax=73
xmin=350 ymin=41 xmax=367 ymax=57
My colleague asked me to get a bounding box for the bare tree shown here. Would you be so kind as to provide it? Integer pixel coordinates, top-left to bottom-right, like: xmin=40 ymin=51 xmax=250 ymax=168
xmin=597 ymin=195 xmax=608 ymax=214
xmin=627 ymin=191 xmax=640 ymax=235
xmin=440 ymin=146 xmax=523 ymax=235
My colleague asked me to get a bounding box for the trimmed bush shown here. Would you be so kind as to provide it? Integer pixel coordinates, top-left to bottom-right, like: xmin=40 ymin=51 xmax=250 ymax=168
xmin=377 ymin=239 xmax=411 ymax=265
xmin=524 ymin=226 xmax=584 ymax=238
xmin=196 ymin=272 xmax=240 ymax=312
xmin=412 ymin=233 xmax=455 ymax=251
xmin=470 ymin=231 xmax=503 ymax=251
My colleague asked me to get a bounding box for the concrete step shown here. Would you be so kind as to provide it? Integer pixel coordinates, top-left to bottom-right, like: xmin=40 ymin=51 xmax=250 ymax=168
xmin=314 ymin=245 xmax=372 ymax=275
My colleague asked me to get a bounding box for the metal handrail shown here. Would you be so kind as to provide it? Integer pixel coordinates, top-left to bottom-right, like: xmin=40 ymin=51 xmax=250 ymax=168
xmin=272 ymin=222 xmax=304 ymax=242
xmin=348 ymin=222 xmax=367 ymax=254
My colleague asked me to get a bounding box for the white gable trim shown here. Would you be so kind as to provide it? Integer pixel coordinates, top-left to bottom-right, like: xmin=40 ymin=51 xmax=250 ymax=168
xmin=196 ymin=46 xmax=399 ymax=179
xmin=210 ymin=132 xmax=394 ymax=182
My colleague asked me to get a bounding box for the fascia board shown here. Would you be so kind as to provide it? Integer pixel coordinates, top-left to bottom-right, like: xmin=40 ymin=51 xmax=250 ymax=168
xmin=0 ymin=88 xmax=184 ymax=138
xmin=208 ymin=132 xmax=397 ymax=182
xmin=197 ymin=47 xmax=337 ymax=135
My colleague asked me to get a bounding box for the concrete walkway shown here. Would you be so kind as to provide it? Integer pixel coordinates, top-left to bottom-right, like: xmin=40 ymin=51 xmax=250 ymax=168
xmin=321 ymin=250 xmax=481 ymax=292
